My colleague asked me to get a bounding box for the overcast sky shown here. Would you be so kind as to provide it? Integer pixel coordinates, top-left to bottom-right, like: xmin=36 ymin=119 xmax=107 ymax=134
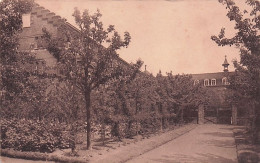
xmin=36 ymin=0 xmax=245 ymax=75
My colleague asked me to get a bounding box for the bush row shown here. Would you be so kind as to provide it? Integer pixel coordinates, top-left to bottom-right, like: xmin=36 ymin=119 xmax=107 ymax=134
xmin=1 ymin=116 xmax=182 ymax=153
xmin=1 ymin=118 xmax=71 ymax=153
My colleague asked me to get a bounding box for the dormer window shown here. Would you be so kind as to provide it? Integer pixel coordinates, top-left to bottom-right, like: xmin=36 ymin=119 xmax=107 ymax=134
xmin=65 ymin=42 xmax=71 ymax=50
xmin=204 ymin=79 xmax=209 ymax=86
xmin=222 ymin=77 xmax=229 ymax=85
xmin=211 ymin=79 xmax=216 ymax=86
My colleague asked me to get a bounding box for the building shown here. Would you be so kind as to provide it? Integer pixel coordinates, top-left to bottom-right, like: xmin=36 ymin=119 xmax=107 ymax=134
xmin=192 ymin=56 xmax=236 ymax=124
xmin=192 ymin=56 xmax=231 ymax=87
xmin=19 ymin=3 xmax=130 ymax=68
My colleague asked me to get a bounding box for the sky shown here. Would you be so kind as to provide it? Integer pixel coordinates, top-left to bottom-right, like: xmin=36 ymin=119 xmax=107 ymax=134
xmin=35 ymin=0 xmax=245 ymax=75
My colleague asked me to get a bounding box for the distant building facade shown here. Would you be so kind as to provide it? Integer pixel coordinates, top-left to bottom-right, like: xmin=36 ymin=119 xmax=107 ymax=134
xmin=192 ymin=56 xmax=231 ymax=87
xmin=192 ymin=56 xmax=236 ymax=124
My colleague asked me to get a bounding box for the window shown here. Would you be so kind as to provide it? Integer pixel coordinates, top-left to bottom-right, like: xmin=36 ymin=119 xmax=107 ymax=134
xmin=211 ymin=79 xmax=216 ymax=86
xmin=22 ymin=14 xmax=31 ymax=28
xmin=222 ymin=77 xmax=229 ymax=85
xmin=194 ymin=80 xmax=199 ymax=85
xmin=204 ymin=79 xmax=209 ymax=86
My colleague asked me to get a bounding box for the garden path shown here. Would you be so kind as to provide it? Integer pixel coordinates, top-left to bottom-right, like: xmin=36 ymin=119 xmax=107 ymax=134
xmin=126 ymin=124 xmax=237 ymax=163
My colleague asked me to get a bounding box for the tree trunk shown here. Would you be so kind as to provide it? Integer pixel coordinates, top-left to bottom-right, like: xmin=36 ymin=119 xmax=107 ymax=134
xmin=198 ymin=104 xmax=204 ymax=124
xmin=113 ymin=121 xmax=121 ymax=140
xmin=160 ymin=117 xmax=163 ymax=131
xmin=128 ymin=120 xmax=134 ymax=137
xmin=101 ymin=122 xmax=105 ymax=145
xmin=70 ymin=124 xmax=76 ymax=154
xmin=180 ymin=106 xmax=184 ymax=124
xmin=85 ymin=88 xmax=92 ymax=150
xmin=117 ymin=82 xmax=132 ymax=116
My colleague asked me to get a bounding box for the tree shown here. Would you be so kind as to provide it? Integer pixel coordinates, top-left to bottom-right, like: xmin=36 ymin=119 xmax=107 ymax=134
xmin=0 ymin=0 xmax=62 ymax=121
xmin=48 ymin=81 xmax=85 ymax=153
xmin=44 ymin=8 xmax=142 ymax=149
xmin=211 ymin=0 xmax=260 ymax=140
xmin=0 ymin=0 xmax=33 ymax=64
xmin=118 ymin=72 xmax=159 ymax=136
xmin=0 ymin=0 xmax=36 ymax=117
xmin=156 ymin=72 xmax=207 ymax=125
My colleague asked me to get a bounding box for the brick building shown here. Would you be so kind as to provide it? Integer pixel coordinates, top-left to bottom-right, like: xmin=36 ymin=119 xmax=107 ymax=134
xmin=192 ymin=56 xmax=237 ymax=125
xmin=19 ymin=3 xmax=129 ymax=68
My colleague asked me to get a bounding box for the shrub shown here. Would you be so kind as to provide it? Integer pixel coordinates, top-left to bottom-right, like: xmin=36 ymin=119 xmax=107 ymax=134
xmin=1 ymin=118 xmax=71 ymax=153
xmin=140 ymin=118 xmax=162 ymax=134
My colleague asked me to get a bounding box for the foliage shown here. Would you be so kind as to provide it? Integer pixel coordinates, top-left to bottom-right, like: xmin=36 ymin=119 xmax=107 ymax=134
xmin=0 ymin=0 xmax=34 ymax=64
xmin=1 ymin=118 xmax=71 ymax=153
xmin=1 ymin=0 xmax=85 ymax=153
xmin=156 ymin=72 xmax=206 ymax=122
xmin=0 ymin=0 xmax=53 ymax=120
xmin=91 ymin=71 xmax=203 ymax=139
xmin=211 ymin=0 xmax=260 ymax=103
xmin=0 ymin=0 xmax=34 ymax=104
xmin=0 ymin=0 xmax=210 ymax=153
xmin=42 ymin=28 xmax=62 ymax=61
xmin=211 ymin=0 xmax=260 ymax=140
xmin=0 ymin=51 xmax=60 ymax=121
xmin=43 ymin=7 xmax=142 ymax=149
xmin=48 ymin=81 xmax=86 ymax=152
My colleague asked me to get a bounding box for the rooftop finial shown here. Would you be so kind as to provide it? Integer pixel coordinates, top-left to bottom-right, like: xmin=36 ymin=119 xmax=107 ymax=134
xmin=145 ymin=65 xmax=147 ymax=71
xmin=222 ymin=55 xmax=229 ymax=72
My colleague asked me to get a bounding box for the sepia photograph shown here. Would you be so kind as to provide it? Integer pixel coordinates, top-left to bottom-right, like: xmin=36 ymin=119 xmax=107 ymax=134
xmin=0 ymin=0 xmax=259 ymax=162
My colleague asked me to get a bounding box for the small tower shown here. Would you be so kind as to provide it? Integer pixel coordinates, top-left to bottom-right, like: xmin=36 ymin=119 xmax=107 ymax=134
xmin=144 ymin=65 xmax=150 ymax=75
xmin=222 ymin=55 xmax=229 ymax=72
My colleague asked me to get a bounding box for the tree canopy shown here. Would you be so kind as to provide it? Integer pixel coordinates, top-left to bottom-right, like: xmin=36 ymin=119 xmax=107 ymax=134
xmin=211 ymin=0 xmax=260 ymax=140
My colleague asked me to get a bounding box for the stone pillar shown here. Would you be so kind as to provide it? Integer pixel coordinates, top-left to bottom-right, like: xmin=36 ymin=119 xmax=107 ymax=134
xmin=198 ymin=104 xmax=204 ymax=124
xmin=232 ymin=104 xmax=237 ymax=125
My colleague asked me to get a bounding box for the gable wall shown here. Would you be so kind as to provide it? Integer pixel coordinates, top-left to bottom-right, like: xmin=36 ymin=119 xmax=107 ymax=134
xmin=19 ymin=7 xmax=57 ymax=51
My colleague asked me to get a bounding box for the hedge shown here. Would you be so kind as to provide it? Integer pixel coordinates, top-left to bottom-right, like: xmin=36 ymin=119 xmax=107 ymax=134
xmin=1 ymin=118 xmax=71 ymax=153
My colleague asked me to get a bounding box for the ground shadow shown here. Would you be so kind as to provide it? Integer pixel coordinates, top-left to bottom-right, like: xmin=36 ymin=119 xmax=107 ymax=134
xmin=203 ymin=132 xmax=233 ymax=138
xmin=202 ymin=139 xmax=236 ymax=148
xmin=152 ymin=153 xmax=236 ymax=163
xmin=219 ymin=126 xmax=245 ymax=131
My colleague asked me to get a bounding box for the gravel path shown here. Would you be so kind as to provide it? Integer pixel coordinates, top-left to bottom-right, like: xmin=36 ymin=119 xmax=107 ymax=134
xmin=126 ymin=124 xmax=237 ymax=163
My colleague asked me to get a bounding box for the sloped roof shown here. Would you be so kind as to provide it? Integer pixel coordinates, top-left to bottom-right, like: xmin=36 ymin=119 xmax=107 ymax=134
xmin=191 ymin=72 xmax=234 ymax=80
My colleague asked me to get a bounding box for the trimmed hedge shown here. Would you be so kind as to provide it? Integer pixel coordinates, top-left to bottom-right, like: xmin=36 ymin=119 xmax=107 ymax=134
xmin=1 ymin=118 xmax=71 ymax=153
